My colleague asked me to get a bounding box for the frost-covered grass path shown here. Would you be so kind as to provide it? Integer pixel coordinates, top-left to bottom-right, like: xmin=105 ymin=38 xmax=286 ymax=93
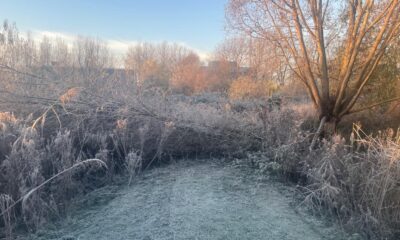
xmin=27 ymin=159 xmax=344 ymax=240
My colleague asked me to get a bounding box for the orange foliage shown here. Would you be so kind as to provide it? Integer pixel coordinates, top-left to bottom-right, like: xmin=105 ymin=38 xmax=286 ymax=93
xmin=170 ymin=53 xmax=206 ymax=94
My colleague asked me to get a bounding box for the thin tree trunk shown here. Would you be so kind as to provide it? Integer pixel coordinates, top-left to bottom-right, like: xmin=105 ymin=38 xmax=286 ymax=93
xmin=310 ymin=116 xmax=327 ymax=151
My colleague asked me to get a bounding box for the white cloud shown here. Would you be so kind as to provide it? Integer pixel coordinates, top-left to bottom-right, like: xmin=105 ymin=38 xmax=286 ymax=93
xmin=173 ymin=41 xmax=210 ymax=62
xmin=26 ymin=30 xmax=76 ymax=49
xmin=25 ymin=30 xmax=210 ymax=62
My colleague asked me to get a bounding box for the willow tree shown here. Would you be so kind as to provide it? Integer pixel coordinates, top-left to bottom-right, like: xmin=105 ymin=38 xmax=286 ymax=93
xmin=227 ymin=0 xmax=400 ymax=130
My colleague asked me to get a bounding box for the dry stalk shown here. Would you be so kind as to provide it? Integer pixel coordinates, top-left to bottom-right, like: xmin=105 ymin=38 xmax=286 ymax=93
xmin=0 ymin=159 xmax=107 ymax=218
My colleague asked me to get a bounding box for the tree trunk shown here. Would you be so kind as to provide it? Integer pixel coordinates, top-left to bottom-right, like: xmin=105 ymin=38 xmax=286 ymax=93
xmin=319 ymin=97 xmax=339 ymax=136
xmin=322 ymin=119 xmax=338 ymax=136
xmin=310 ymin=116 xmax=340 ymax=151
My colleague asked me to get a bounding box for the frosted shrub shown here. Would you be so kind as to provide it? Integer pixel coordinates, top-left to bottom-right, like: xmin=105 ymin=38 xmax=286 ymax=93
xmin=0 ymin=117 xmax=108 ymax=234
xmin=245 ymin=152 xmax=282 ymax=176
xmin=124 ymin=91 xmax=266 ymax=158
xmin=45 ymin=130 xmax=76 ymax=175
xmin=301 ymin=135 xmax=350 ymax=213
xmin=301 ymin=126 xmax=400 ymax=238
xmin=0 ymin=112 xmax=19 ymax=162
xmin=2 ymin=127 xmax=47 ymax=229
xmin=259 ymin=107 xmax=298 ymax=148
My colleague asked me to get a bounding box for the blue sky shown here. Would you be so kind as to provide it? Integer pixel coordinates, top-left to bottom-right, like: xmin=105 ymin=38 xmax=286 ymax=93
xmin=0 ymin=0 xmax=228 ymax=57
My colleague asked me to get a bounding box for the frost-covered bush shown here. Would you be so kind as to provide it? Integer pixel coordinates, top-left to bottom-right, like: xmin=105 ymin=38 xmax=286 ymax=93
xmin=0 ymin=116 xmax=107 ymax=236
xmin=299 ymin=126 xmax=400 ymax=239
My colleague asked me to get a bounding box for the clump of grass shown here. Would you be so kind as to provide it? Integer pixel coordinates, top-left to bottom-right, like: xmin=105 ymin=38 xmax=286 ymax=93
xmin=299 ymin=124 xmax=400 ymax=239
xmin=0 ymin=113 xmax=110 ymax=235
xmin=0 ymin=159 xmax=106 ymax=236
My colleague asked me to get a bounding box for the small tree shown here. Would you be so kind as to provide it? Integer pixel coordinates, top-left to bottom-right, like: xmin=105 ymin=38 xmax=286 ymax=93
xmin=125 ymin=42 xmax=195 ymax=92
xmin=227 ymin=0 xmax=400 ymax=130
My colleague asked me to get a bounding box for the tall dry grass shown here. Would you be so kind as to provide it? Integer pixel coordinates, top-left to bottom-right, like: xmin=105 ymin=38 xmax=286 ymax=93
xmin=302 ymin=125 xmax=400 ymax=239
xmin=0 ymin=112 xmax=108 ymax=238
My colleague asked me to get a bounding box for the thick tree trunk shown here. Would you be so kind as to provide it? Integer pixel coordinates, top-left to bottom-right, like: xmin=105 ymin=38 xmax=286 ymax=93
xmin=322 ymin=119 xmax=338 ymax=136
xmin=319 ymin=96 xmax=339 ymax=136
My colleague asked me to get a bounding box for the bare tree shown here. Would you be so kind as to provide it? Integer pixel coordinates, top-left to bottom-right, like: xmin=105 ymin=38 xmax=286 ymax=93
xmin=214 ymin=37 xmax=248 ymax=67
xmin=215 ymin=36 xmax=288 ymax=86
xmin=125 ymin=42 xmax=156 ymax=91
xmin=227 ymin=0 xmax=400 ymax=130
xmin=72 ymin=36 xmax=112 ymax=90
xmin=125 ymin=42 xmax=194 ymax=92
xmin=170 ymin=53 xmax=205 ymax=94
